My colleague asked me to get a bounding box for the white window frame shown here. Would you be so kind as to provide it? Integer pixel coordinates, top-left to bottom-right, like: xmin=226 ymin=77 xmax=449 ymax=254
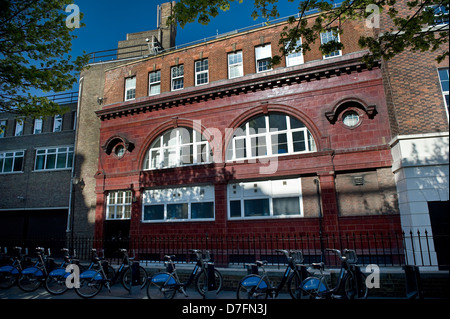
xmin=227 ymin=178 xmax=304 ymax=220
xmin=320 ymin=29 xmax=342 ymax=59
xmin=0 ymin=150 xmax=25 ymax=174
xmin=33 ymin=118 xmax=43 ymax=134
xmin=34 ymin=146 xmax=74 ymax=171
xmin=171 ymin=65 xmax=184 ymax=91
xmin=255 ymin=44 xmax=272 ymax=73
xmin=144 ymin=127 xmax=211 ymax=170
xmin=125 ymin=76 xmax=136 ymax=101
xmin=149 ymin=71 xmax=161 ymax=96
xmin=142 ymin=185 xmax=215 ymax=222
xmin=286 ymin=39 xmax=304 ymax=67
xmin=431 ymin=5 xmax=449 ymax=25
xmin=195 ymin=59 xmax=209 ymax=86
xmin=106 ymin=190 xmax=132 ymax=220
xmin=226 ymin=113 xmax=316 ymax=162
xmin=15 ymin=119 xmax=24 ymax=136
xmin=438 ymin=68 xmax=449 ymax=120
xmin=228 ymin=51 xmax=243 ymax=79
xmin=0 ymin=119 xmax=6 ymax=138
xmin=53 ymin=114 xmax=62 ymax=132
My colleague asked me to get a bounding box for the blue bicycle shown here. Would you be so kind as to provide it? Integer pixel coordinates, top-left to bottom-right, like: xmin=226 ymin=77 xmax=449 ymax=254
xmin=298 ymin=248 xmax=368 ymax=299
xmin=17 ymin=247 xmax=51 ymax=292
xmin=44 ymin=248 xmax=83 ymax=295
xmin=74 ymin=248 xmax=113 ymax=298
xmin=0 ymin=247 xmax=26 ymax=289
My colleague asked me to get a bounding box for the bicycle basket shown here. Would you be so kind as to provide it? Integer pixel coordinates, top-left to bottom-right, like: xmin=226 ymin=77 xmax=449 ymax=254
xmin=291 ymin=251 xmax=304 ymax=264
xmin=344 ymin=250 xmax=358 ymax=264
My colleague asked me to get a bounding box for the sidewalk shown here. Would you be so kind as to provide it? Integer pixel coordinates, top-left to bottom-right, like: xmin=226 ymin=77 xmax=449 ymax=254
xmin=0 ymin=284 xmax=288 ymax=299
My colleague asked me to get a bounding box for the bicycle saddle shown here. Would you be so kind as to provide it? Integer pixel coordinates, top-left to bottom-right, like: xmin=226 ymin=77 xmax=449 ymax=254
xmin=311 ymin=262 xmax=325 ymax=270
xmin=256 ymin=260 xmax=267 ymax=267
xmin=164 ymin=255 xmax=176 ymax=260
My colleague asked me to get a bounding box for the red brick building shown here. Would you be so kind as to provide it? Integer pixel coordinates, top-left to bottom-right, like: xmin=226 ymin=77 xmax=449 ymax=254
xmin=91 ymin=8 xmax=401 ymax=246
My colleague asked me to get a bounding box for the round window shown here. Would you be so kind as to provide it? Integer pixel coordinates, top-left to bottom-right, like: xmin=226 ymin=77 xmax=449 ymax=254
xmin=342 ymin=111 xmax=360 ymax=128
xmin=113 ymin=144 xmax=125 ymax=158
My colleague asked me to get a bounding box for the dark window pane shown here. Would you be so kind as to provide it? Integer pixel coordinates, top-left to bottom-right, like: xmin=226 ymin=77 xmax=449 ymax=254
xmin=191 ymin=202 xmax=214 ymax=219
xmin=248 ymin=115 xmax=266 ymax=133
xmin=244 ymin=199 xmax=270 ymax=217
xmin=292 ymin=131 xmax=306 ymax=152
xmin=13 ymin=156 xmax=23 ymax=171
xmin=230 ymin=200 xmax=241 ymax=218
xmin=144 ymin=205 xmax=165 ymax=220
xmin=269 ymin=114 xmax=287 ymax=131
xmin=167 ymin=203 xmax=188 ymax=220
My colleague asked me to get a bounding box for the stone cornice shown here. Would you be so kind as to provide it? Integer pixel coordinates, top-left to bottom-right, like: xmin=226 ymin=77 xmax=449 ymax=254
xmin=96 ymin=52 xmax=380 ymax=121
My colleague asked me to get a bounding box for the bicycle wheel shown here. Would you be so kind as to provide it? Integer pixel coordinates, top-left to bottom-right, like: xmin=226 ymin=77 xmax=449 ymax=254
xmin=75 ymin=277 xmax=103 ymax=298
xmin=121 ymin=266 xmax=148 ymax=290
xmin=344 ymin=271 xmax=368 ymax=299
xmin=18 ymin=274 xmax=43 ymax=292
xmin=146 ymin=272 xmax=177 ymax=299
xmin=75 ymin=270 xmax=104 ymax=298
xmin=0 ymin=266 xmax=20 ymax=289
xmin=45 ymin=272 xmax=69 ymax=295
xmin=300 ymin=277 xmax=327 ymax=299
xmin=236 ymin=275 xmax=269 ymax=299
xmin=195 ymin=269 xmax=223 ymax=296
xmin=287 ymin=271 xmax=305 ymax=299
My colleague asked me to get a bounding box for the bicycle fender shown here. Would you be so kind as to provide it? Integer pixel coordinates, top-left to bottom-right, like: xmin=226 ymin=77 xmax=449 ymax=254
xmin=151 ymin=272 xmax=176 ymax=285
xmin=0 ymin=265 xmax=19 ymax=274
xmin=80 ymin=270 xmax=103 ymax=280
xmin=241 ymin=275 xmax=267 ymax=288
xmin=49 ymin=268 xmax=68 ymax=277
xmin=301 ymin=277 xmax=327 ymax=292
xmin=21 ymin=267 xmax=44 ymax=277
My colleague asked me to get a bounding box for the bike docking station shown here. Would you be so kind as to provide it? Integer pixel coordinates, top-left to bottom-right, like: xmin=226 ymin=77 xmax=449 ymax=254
xmin=204 ymin=262 xmax=217 ymax=299
xmin=129 ymin=261 xmax=141 ymax=297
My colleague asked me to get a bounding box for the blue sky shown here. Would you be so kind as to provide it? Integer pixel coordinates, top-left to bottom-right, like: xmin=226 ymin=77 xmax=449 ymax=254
xmin=64 ymin=0 xmax=302 ymax=92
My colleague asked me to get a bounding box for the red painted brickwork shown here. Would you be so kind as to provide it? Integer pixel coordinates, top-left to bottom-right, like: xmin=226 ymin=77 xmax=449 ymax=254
xmin=379 ymin=1 xmax=449 ymax=136
xmin=94 ymin=13 xmax=402 ymax=241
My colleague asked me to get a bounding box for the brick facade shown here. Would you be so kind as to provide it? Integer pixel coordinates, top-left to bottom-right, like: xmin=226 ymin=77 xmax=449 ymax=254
xmin=0 ymin=99 xmax=77 ymax=240
xmin=91 ymin=11 xmax=401 ymax=242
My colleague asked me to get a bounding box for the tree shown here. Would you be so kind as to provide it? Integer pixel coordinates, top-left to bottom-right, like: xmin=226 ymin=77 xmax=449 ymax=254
xmin=0 ymin=0 xmax=89 ymax=121
xmin=168 ymin=0 xmax=449 ymax=66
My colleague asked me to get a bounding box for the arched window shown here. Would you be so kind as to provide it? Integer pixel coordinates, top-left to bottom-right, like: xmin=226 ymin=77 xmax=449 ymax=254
xmin=143 ymin=127 xmax=212 ymax=170
xmin=226 ymin=113 xmax=316 ymax=161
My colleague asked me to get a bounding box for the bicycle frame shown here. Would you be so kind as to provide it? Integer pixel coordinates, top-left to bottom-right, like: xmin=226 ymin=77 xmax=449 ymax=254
xmin=79 ymin=251 xmax=111 ymax=291
xmin=240 ymin=249 xmax=306 ymax=299
xmin=21 ymin=248 xmax=49 ymax=278
xmin=300 ymin=248 xmax=357 ymax=299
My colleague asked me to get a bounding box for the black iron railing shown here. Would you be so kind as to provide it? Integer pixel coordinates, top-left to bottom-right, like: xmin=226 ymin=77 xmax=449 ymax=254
xmin=1 ymin=231 xmax=447 ymax=269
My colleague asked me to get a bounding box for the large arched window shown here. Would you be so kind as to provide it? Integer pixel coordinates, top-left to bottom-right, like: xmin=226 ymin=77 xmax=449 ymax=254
xmin=143 ymin=127 xmax=212 ymax=170
xmin=226 ymin=113 xmax=316 ymax=161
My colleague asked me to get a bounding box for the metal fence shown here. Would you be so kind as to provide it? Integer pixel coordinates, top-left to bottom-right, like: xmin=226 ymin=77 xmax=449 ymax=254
xmin=2 ymin=231 xmax=447 ymax=269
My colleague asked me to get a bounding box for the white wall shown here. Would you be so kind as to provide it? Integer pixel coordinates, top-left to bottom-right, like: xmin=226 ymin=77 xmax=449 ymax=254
xmin=390 ymin=132 xmax=449 ymax=267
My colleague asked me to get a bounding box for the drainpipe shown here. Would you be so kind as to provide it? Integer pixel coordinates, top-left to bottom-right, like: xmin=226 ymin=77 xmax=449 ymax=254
xmin=67 ymin=76 xmax=84 ymax=248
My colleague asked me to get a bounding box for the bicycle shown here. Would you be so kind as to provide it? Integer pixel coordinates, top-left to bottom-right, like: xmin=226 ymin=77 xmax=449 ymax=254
xmin=44 ymin=248 xmax=83 ymax=295
xmin=74 ymin=248 xmax=113 ymax=298
xmin=236 ymin=249 xmax=308 ymax=299
xmin=109 ymin=248 xmax=148 ymax=291
xmin=17 ymin=247 xmax=52 ymax=292
xmin=146 ymin=249 xmax=223 ymax=299
xmin=0 ymin=247 xmax=26 ymax=289
xmin=299 ymin=248 xmax=368 ymax=299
